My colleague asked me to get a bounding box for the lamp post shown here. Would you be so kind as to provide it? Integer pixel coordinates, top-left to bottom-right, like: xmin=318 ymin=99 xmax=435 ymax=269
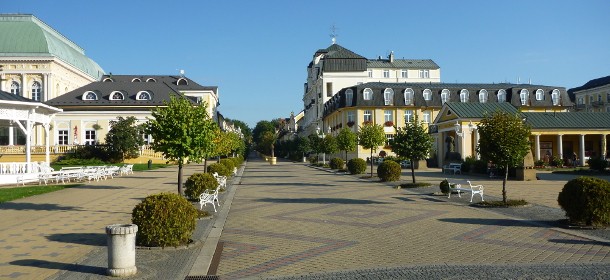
xmin=316 ymin=125 xmax=331 ymax=165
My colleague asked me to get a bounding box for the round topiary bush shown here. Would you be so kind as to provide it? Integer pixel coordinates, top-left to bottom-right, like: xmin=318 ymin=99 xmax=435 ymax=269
xmin=219 ymin=158 xmax=236 ymax=172
xmin=377 ymin=160 xmax=401 ymax=182
xmin=347 ymin=158 xmax=366 ymax=174
xmin=439 ymin=179 xmax=451 ymax=194
xmin=184 ymin=172 xmax=218 ymax=199
xmin=329 ymin=158 xmax=344 ymax=170
xmin=132 ymin=192 xmax=198 ymax=247
xmin=207 ymin=163 xmax=230 ymax=177
xmin=558 ymin=176 xmax=610 ymax=227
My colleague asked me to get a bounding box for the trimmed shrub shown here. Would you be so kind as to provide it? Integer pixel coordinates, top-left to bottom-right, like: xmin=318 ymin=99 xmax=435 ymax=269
xmin=377 ymin=160 xmax=401 ymax=182
xmin=207 ymin=163 xmax=230 ymax=177
xmin=557 ymin=177 xmax=610 ymax=227
xmin=219 ymin=158 xmax=236 ymax=172
xmin=329 ymin=158 xmax=344 ymax=170
xmin=587 ymin=157 xmax=608 ymax=172
xmin=184 ymin=172 xmax=218 ymax=199
xmin=132 ymin=192 xmax=198 ymax=247
xmin=439 ymin=179 xmax=451 ymax=194
xmin=347 ymin=158 xmax=366 ymax=175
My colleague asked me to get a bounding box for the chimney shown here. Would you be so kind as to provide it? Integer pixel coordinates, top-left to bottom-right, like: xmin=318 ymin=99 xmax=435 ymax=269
xmin=389 ymin=51 xmax=394 ymax=62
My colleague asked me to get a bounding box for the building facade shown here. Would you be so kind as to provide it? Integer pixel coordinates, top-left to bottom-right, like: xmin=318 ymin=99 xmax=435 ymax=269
xmin=571 ymin=75 xmax=610 ymax=112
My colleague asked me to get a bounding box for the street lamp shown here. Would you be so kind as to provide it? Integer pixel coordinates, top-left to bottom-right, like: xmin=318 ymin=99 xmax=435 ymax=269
xmin=316 ymin=124 xmax=330 ymax=164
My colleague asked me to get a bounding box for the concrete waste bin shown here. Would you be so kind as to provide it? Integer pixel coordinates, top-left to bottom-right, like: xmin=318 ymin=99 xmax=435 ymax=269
xmin=106 ymin=224 xmax=138 ymax=277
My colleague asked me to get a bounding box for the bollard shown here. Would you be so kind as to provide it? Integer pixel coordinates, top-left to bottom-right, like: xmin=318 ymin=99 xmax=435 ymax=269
xmin=106 ymin=224 xmax=138 ymax=277
xmin=147 ymin=159 xmax=152 ymax=169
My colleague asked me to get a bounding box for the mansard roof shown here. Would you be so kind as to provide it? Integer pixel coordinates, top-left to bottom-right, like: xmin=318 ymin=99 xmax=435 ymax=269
xmin=568 ymin=75 xmax=610 ymax=99
xmin=99 ymin=75 xmax=218 ymax=93
xmin=367 ymin=59 xmax=439 ymax=70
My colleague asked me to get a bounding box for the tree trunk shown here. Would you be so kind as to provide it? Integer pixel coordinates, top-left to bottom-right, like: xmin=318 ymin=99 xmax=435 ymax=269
xmin=370 ymin=149 xmax=374 ymax=177
xmin=502 ymin=165 xmax=509 ymax=204
xmin=410 ymin=159 xmax=416 ymax=183
xmin=178 ymin=160 xmax=184 ymax=195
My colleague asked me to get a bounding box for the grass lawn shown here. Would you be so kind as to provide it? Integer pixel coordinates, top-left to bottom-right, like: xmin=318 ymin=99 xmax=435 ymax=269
xmin=0 ymin=184 xmax=79 ymax=203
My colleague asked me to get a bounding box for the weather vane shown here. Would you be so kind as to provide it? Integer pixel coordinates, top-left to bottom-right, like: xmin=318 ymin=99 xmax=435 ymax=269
xmin=330 ymin=24 xmax=339 ymax=44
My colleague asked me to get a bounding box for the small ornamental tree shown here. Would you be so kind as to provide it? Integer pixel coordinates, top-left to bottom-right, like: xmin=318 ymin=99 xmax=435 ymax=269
xmin=146 ymin=96 xmax=218 ymax=195
xmin=105 ymin=116 xmax=145 ymax=163
xmin=336 ymin=128 xmax=357 ymax=163
xmin=358 ymin=123 xmax=386 ymax=177
xmin=294 ymin=136 xmax=311 ymax=159
xmin=308 ymin=133 xmax=322 ymax=163
xmin=321 ymin=134 xmax=338 ymax=163
xmin=476 ymin=111 xmax=531 ymax=203
xmin=390 ymin=116 xmax=433 ymax=183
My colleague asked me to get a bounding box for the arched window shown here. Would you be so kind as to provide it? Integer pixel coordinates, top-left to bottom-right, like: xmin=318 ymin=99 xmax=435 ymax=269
xmin=10 ymin=81 xmax=20 ymax=95
xmin=551 ymin=89 xmax=560 ymax=105
xmin=479 ymin=89 xmax=488 ymax=103
xmin=363 ymin=88 xmax=373 ymax=100
xmin=31 ymin=81 xmax=42 ymax=101
xmin=132 ymin=78 xmax=142 ymax=82
xmin=146 ymin=78 xmax=156 ymax=82
xmin=103 ymin=77 xmax=114 ymax=82
xmin=177 ymin=78 xmax=188 ymax=85
xmin=404 ymin=88 xmax=414 ymax=105
xmin=110 ymin=91 xmax=125 ymax=100
xmin=136 ymin=91 xmax=152 ymax=100
xmin=383 ymin=88 xmax=394 ymax=105
xmin=520 ymin=89 xmax=529 ymax=105
xmin=345 ymin=89 xmax=353 ymax=106
xmin=535 ymin=89 xmax=544 ymax=101
xmin=441 ymin=89 xmax=450 ymax=104
xmin=82 ymin=91 xmax=98 ymax=100
xmin=423 ymin=89 xmax=432 ymax=101
xmin=497 ymin=89 xmax=507 ymax=102
xmin=460 ymin=89 xmax=469 ymax=103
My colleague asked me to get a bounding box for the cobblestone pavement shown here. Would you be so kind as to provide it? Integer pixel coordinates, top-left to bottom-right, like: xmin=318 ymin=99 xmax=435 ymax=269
xmin=214 ymin=158 xmax=610 ymax=279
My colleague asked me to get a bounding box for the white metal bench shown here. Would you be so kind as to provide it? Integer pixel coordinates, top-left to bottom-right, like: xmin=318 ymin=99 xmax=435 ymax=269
xmin=443 ymin=163 xmax=462 ymax=174
xmin=212 ymin=172 xmax=227 ymax=189
xmin=448 ymin=180 xmax=484 ymax=202
xmin=120 ymin=164 xmax=134 ymax=175
xmin=199 ymin=186 xmax=220 ymax=212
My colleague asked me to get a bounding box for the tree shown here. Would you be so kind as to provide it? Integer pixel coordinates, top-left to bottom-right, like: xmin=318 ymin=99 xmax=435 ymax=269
xmin=358 ymin=123 xmax=386 ymax=177
xmin=146 ymin=96 xmax=218 ymax=195
xmin=321 ymin=134 xmax=338 ymax=164
xmin=390 ymin=117 xmax=433 ymax=183
xmin=294 ymin=136 xmax=310 ymax=159
xmin=308 ymin=133 xmax=322 ymax=162
xmin=476 ymin=111 xmax=531 ymax=203
xmin=336 ymin=128 xmax=357 ymax=163
xmin=105 ymin=116 xmax=145 ymax=163
xmin=252 ymin=120 xmax=278 ymax=154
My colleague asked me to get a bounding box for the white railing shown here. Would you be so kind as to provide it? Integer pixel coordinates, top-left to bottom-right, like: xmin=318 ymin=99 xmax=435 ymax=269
xmin=0 ymin=162 xmax=44 ymax=175
xmin=0 ymin=145 xmax=164 ymax=159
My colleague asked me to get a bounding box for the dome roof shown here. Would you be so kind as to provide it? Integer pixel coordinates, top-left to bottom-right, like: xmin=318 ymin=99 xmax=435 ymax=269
xmin=0 ymin=14 xmax=104 ymax=80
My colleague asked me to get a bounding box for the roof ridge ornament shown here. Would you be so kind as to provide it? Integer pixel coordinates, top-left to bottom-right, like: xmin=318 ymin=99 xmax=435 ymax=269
xmin=330 ymin=24 xmax=338 ymax=44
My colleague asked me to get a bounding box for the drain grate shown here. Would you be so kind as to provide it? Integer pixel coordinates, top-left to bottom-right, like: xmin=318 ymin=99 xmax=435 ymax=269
xmin=184 ymin=276 xmax=219 ymax=280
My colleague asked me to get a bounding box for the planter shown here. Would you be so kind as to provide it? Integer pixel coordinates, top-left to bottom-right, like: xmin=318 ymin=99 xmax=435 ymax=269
xmin=269 ymin=157 xmax=277 ymax=165
xmin=302 ymin=156 xmax=307 ymax=163
xmin=106 ymin=224 xmax=138 ymax=277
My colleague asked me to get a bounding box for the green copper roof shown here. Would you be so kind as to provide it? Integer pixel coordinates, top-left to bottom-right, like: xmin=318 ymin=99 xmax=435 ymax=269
xmin=522 ymin=112 xmax=610 ymax=129
xmin=446 ymin=102 xmax=518 ymax=118
xmin=0 ymin=14 xmax=104 ymax=79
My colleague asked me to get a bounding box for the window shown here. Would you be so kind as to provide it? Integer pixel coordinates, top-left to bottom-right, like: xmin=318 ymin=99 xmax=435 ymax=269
xmin=110 ymin=91 xmax=125 ymax=100
xmin=85 ymin=130 xmax=96 ymax=145
xmin=31 ymin=81 xmax=42 ymax=101
xmin=401 ymin=69 xmax=408 ymax=78
xmin=598 ymin=94 xmax=603 ymax=102
xmin=58 ymin=130 xmax=68 ymax=145
xmin=520 ymin=89 xmax=529 ymax=105
xmin=363 ymin=88 xmax=373 ymax=100
xmin=404 ymin=110 xmax=413 ymax=123
xmin=404 ymin=88 xmax=414 ymax=105
xmin=132 ymin=78 xmax=142 ymax=82
xmin=460 ymin=89 xmax=469 ymax=103
xmin=422 ymin=110 xmax=431 ymax=123
xmin=423 ymin=89 xmax=432 ymax=101
xmin=497 ymin=89 xmax=507 ymax=103
xmin=441 ymin=89 xmax=450 ymax=104
xmin=383 ymin=88 xmax=394 ymax=105
xmin=367 ymin=69 xmax=373 ymax=78
xmin=363 ymin=110 xmax=372 ymax=122
xmin=419 ymin=69 xmax=430 ymax=79
xmin=83 ymin=91 xmax=98 ymax=100
xmin=345 ymin=89 xmax=353 ymax=106
xmin=326 ymin=82 xmax=333 ymax=97
xmin=385 ymin=134 xmax=394 ymax=147
xmin=384 ymin=110 xmax=393 ymax=122
xmin=136 ymin=91 xmax=152 ymax=100
xmin=551 ymin=89 xmax=560 ymax=105
xmin=383 ymin=70 xmax=390 ymax=78
xmin=535 ymin=89 xmax=544 ymax=101
xmin=577 ymin=97 xmax=584 ymax=105
xmin=10 ymin=81 xmax=20 ymax=95
xmin=589 ymin=95 xmax=593 ymax=105
xmin=479 ymin=89 xmax=488 ymax=103
xmin=102 ymin=77 xmax=114 ymax=82
xmin=177 ymin=78 xmax=188 ymax=85
xmin=146 ymin=78 xmax=156 ymax=82
xmin=347 ymin=111 xmax=355 ymax=123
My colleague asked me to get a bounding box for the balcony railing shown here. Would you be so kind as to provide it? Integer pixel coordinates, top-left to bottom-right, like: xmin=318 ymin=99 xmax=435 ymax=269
xmin=0 ymin=145 xmax=164 ymax=159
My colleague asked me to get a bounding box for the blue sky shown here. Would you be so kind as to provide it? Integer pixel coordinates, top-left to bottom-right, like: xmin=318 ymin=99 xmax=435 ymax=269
xmin=5 ymin=0 xmax=610 ymax=127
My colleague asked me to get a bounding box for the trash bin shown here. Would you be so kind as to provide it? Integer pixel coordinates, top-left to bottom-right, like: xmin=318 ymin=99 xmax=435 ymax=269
xmin=106 ymin=224 xmax=138 ymax=277
xmin=147 ymin=159 xmax=152 ymax=169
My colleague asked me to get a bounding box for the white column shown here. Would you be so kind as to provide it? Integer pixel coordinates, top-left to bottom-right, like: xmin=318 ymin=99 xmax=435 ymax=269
xmin=44 ymin=123 xmax=50 ymax=164
xmin=534 ymin=134 xmax=541 ymax=161
xmin=25 ymin=110 xmax=33 ymax=172
xmin=579 ymin=134 xmax=586 ymax=166
xmin=602 ymin=134 xmax=607 ymax=159
xmin=8 ymin=126 xmax=14 ymax=145
xmin=43 ymin=73 xmax=49 ymax=101
xmin=557 ymin=134 xmax=563 ymax=161
xmin=473 ymin=129 xmax=480 ymax=160
xmin=21 ymin=74 xmax=27 ymax=98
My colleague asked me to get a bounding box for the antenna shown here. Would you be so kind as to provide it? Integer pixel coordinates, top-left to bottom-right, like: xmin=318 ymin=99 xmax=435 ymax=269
xmin=330 ymin=24 xmax=339 ymax=44
xmin=179 ymin=69 xmax=185 ymax=77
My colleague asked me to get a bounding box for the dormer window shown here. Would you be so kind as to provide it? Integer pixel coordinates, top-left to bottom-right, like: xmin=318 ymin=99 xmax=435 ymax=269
xmin=535 ymin=89 xmax=544 ymax=101
xmin=363 ymin=88 xmax=373 ymax=100
xmin=82 ymin=91 xmax=98 ymax=100
xmin=132 ymin=78 xmax=142 ymax=82
xmin=551 ymin=89 xmax=560 ymax=105
xmin=136 ymin=91 xmax=152 ymax=100
xmin=383 ymin=88 xmax=394 ymax=105
xmin=441 ymin=89 xmax=450 ymax=104
xmin=177 ymin=78 xmax=188 ymax=85
xmin=345 ymin=89 xmax=353 ymax=106
xmin=479 ymin=89 xmax=488 ymax=103
xmin=520 ymin=89 xmax=529 ymax=105
xmin=497 ymin=89 xmax=507 ymax=102
xmin=423 ymin=89 xmax=432 ymax=101
xmin=110 ymin=91 xmax=125 ymax=100
xmin=146 ymin=78 xmax=156 ymax=82
xmin=404 ymin=88 xmax=414 ymax=105
xmin=460 ymin=89 xmax=469 ymax=103
xmin=103 ymin=78 xmax=114 ymax=82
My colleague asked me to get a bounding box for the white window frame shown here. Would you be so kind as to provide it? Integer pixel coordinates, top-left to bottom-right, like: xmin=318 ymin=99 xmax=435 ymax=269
xmin=347 ymin=111 xmax=355 ymax=123
xmin=383 ymin=88 xmax=394 ymax=105
xmin=441 ymin=89 xmax=450 ymax=104
xmin=136 ymin=91 xmax=152 ymax=100
xmin=479 ymin=89 xmax=488 ymax=103
xmin=535 ymin=89 xmax=544 ymax=101
xmin=10 ymin=81 xmax=20 ymax=95
xmin=460 ymin=89 xmax=469 ymax=103
xmin=383 ymin=70 xmax=390 ymax=78
xmin=497 ymin=89 xmax=507 ymax=103
xmin=82 ymin=91 xmax=98 ymax=100
xmin=384 ymin=110 xmax=393 ymax=123
xmin=58 ymin=129 xmax=69 ymax=145
xmin=401 ymin=69 xmax=408 ymax=78
xmin=404 ymin=110 xmax=413 ymax=124
xmin=423 ymin=89 xmax=432 ymax=101
xmin=363 ymin=110 xmax=372 ymax=122
xmin=385 ymin=134 xmax=394 ymax=146
xmin=520 ymin=89 xmax=529 ymax=105
xmin=363 ymin=88 xmax=373 ymax=100
xmin=85 ymin=129 xmax=96 ymax=145
xmin=110 ymin=91 xmax=125 ymax=100
xmin=422 ymin=110 xmax=431 ymax=123
xmin=419 ymin=69 xmax=430 ymax=79
xmin=367 ymin=69 xmax=373 ymax=78
xmin=551 ymin=89 xmax=560 ymax=105
xmin=31 ymin=81 xmax=42 ymax=101
xmin=404 ymin=88 xmax=414 ymax=105
xmin=345 ymin=89 xmax=353 ymax=106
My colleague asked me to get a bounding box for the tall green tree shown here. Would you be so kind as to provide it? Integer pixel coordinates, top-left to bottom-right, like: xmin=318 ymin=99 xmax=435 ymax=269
xmin=336 ymin=128 xmax=357 ymax=163
xmin=390 ymin=117 xmax=433 ymax=183
xmin=294 ymin=136 xmax=310 ymax=159
xmin=358 ymin=123 xmax=386 ymax=177
xmin=308 ymin=133 xmax=322 ymax=162
xmin=105 ymin=116 xmax=145 ymax=163
xmin=146 ymin=96 xmax=218 ymax=195
xmin=321 ymin=134 xmax=338 ymax=164
xmin=476 ymin=111 xmax=532 ymax=203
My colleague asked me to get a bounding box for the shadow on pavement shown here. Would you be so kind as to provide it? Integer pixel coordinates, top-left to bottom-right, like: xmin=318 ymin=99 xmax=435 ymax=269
xmin=548 ymin=238 xmax=610 ymax=246
xmin=392 ymin=196 xmax=415 ymax=202
xmin=46 ymin=233 xmax=106 ymax=246
xmin=74 ymin=185 xmax=126 ymax=190
xmin=0 ymin=202 xmax=81 ymax=211
xmin=438 ymin=217 xmax=555 ymax=227
xmin=247 ymin=182 xmax=333 ymax=187
xmin=258 ymin=197 xmax=390 ymax=204
xmin=10 ymin=259 xmax=106 ymax=276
